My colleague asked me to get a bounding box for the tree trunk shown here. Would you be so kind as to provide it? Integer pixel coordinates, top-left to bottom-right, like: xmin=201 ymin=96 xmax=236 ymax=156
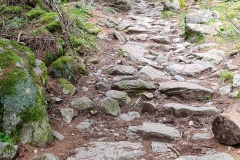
xmin=212 ymin=100 xmax=240 ymax=145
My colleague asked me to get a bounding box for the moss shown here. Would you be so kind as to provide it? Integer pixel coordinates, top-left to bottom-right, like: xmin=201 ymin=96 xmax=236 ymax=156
xmin=45 ymin=21 xmax=62 ymax=33
xmin=1 ymin=5 xmax=21 ymax=14
xmin=58 ymin=78 xmax=75 ymax=94
xmin=40 ymin=12 xmax=59 ymax=24
xmin=26 ymin=9 xmax=46 ymax=20
xmin=0 ymin=50 xmax=19 ymax=68
xmin=20 ymin=105 xmax=45 ymax=123
xmin=84 ymin=22 xmax=101 ymax=34
xmin=79 ymin=65 xmax=87 ymax=75
xmin=178 ymin=0 xmax=186 ymax=8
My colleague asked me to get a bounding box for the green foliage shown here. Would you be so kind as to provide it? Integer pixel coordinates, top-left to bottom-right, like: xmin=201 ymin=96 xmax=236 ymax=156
xmin=7 ymin=17 xmax=23 ymax=29
xmin=118 ymin=49 xmax=130 ymax=57
xmin=197 ymin=95 xmax=212 ymax=102
xmin=0 ymin=132 xmax=12 ymax=144
xmin=105 ymin=7 xmax=116 ymax=14
xmin=45 ymin=21 xmax=62 ymax=33
xmin=40 ymin=12 xmax=59 ymax=24
xmin=26 ymin=9 xmax=46 ymax=20
xmin=219 ymin=71 xmax=233 ymax=84
xmin=1 ymin=5 xmax=21 ymax=14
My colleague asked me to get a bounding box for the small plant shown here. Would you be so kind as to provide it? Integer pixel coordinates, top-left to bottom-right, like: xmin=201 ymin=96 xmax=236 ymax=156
xmin=118 ymin=49 xmax=129 ymax=57
xmin=219 ymin=71 xmax=233 ymax=84
xmin=0 ymin=132 xmax=12 ymax=144
xmin=161 ymin=10 xmax=176 ymax=19
xmin=105 ymin=7 xmax=116 ymax=14
xmin=197 ymin=96 xmax=205 ymax=102
xmin=197 ymin=95 xmax=212 ymax=102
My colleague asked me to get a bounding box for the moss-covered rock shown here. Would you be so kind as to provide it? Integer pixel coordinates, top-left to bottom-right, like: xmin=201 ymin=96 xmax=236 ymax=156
xmin=0 ymin=142 xmax=18 ymax=160
xmin=51 ymin=56 xmax=86 ymax=83
xmin=84 ymin=22 xmax=101 ymax=34
xmin=40 ymin=12 xmax=62 ymax=33
xmin=0 ymin=38 xmax=53 ymax=147
xmin=58 ymin=78 xmax=76 ymax=96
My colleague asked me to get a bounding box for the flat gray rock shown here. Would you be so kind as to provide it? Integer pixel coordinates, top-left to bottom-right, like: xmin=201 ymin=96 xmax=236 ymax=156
xmin=165 ymin=63 xmax=212 ymax=77
xmin=51 ymin=130 xmax=64 ymax=141
xmin=106 ymin=90 xmax=131 ymax=106
xmin=151 ymin=142 xmax=168 ymax=153
xmin=163 ymin=103 xmax=220 ymax=116
xmin=139 ymin=101 xmax=157 ymax=113
xmin=185 ymin=10 xmax=219 ymax=24
xmin=100 ymin=97 xmax=121 ymax=116
xmin=119 ymin=111 xmax=140 ymax=121
xmin=131 ymin=122 xmax=180 ymax=141
xmin=185 ymin=23 xmax=218 ymax=36
xmin=159 ymin=82 xmax=213 ymax=99
xmin=71 ymin=97 xmax=94 ymax=111
xmin=66 ymin=141 xmax=146 ymax=160
xmin=107 ymin=65 xmax=137 ymax=75
xmin=112 ymin=79 xmax=156 ymax=90
xmin=193 ymin=49 xmax=226 ymax=65
xmin=136 ymin=66 xmax=171 ymax=80
xmin=176 ymin=153 xmax=234 ymax=160
xmin=191 ymin=133 xmax=213 ymax=141
xmin=219 ymin=85 xmax=232 ymax=95
xmin=149 ymin=36 xmax=171 ymax=44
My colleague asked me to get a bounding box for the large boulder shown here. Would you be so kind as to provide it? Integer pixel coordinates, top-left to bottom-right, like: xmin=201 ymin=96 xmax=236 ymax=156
xmin=0 ymin=38 xmax=53 ymax=147
xmin=162 ymin=0 xmax=186 ymax=11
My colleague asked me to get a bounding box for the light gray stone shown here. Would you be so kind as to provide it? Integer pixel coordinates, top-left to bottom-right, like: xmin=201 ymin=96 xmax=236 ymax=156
xmin=76 ymin=122 xmax=91 ymax=132
xmin=136 ymin=34 xmax=148 ymax=41
xmin=224 ymin=60 xmax=238 ymax=71
xmin=114 ymin=31 xmax=125 ymax=42
xmin=127 ymin=27 xmax=156 ymax=34
xmin=229 ymin=91 xmax=239 ymax=99
xmin=107 ymin=65 xmax=137 ymax=75
xmin=159 ymin=81 xmax=213 ymax=99
xmin=193 ymin=49 xmax=226 ymax=65
xmin=163 ymin=103 xmax=220 ymax=116
xmin=100 ymin=97 xmax=121 ymax=116
xmin=165 ymin=63 xmax=212 ymax=77
xmin=51 ymin=130 xmax=64 ymax=141
xmin=194 ymin=43 xmax=219 ymax=51
xmin=95 ymin=82 xmax=107 ymax=90
xmin=70 ymin=97 xmax=94 ymax=111
xmin=133 ymin=122 xmax=180 ymax=141
xmin=41 ymin=154 xmax=59 ymax=160
xmin=0 ymin=142 xmax=18 ymax=160
xmin=60 ymin=108 xmax=78 ymax=124
xmin=163 ymin=0 xmax=182 ymax=10
xmin=149 ymin=36 xmax=171 ymax=44
xmin=185 ymin=10 xmax=219 ymax=24
xmin=119 ymin=111 xmax=140 ymax=121
xmin=219 ymin=85 xmax=232 ymax=95
xmin=191 ymin=133 xmax=213 ymax=141
xmin=66 ymin=141 xmax=145 ymax=160
xmin=136 ymin=66 xmax=171 ymax=80
xmin=185 ymin=23 xmax=218 ymax=36
xmin=112 ymin=79 xmax=156 ymax=90
xmin=173 ymin=75 xmax=185 ymax=81
xmin=139 ymin=101 xmax=157 ymax=113
xmin=176 ymin=153 xmax=234 ymax=160
xmin=155 ymin=53 xmax=168 ymax=63
xmin=233 ymin=74 xmax=240 ymax=87
xmin=106 ymin=90 xmax=131 ymax=106
xmin=151 ymin=142 xmax=168 ymax=153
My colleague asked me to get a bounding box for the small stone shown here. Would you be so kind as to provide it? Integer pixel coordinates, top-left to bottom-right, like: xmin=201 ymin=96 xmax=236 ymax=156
xmin=51 ymin=130 xmax=64 ymax=141
xmin=188 ymin=121 xmax=194 ymax=126
xmin=107 ymin=65 xmax=137 ymax=75
xmin=233 ymin=74 xmax=240 ymax=87
xmin=41 ymin=154 xmax=59 ymax=160
xmin=139 ymin=101 xmax=157 ymax=113
xmin=219 ymin=85 xmax=232 ymax=95
xmin=106 ymin=90 xmax=131 ymax=106
xmin=151 ymin=142 xmax=168 ymax=153
xmin=71 ymin=97 xmax=94 ymax=111
xmin=229 ymin=91 xmax=239 ymax=99
xmin=60 ymin=108 xmax=78 ymax=124
xmin=82 ymin=87 xmax=89 ymax=92
xmin=34 ymin=150 xmax=38 ymax=154
xmin=119 ymin=111 xmax=140 ymax=121
xmin=89 ymin=57 xmax=99 ymax=64
xmin=76 ymin=122 xmax=91 ymax=132
xmin=191 ymin=133 xmax=213 ymax=141
xmin=100 ymin=97 xmax=121 ymax=116
xmin=114 ymin=31 xmax=125 ymax=42
xmin=136 ymin=34 xmax=148 ymax=41
xmin=173 ymin=75 xmax=185 ymax=81
xmin=95 ymin=82 xmax=107 ymax=90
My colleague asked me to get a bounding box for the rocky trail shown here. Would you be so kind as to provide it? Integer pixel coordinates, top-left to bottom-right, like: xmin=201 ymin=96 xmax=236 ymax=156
xmin=15 ymin=0 xmax=240 ymax=159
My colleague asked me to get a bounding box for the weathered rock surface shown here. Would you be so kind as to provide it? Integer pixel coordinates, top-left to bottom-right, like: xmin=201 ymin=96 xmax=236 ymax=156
xmin=107 ymin=65 xmax=137 ymax=75
xmin=51 ymin=130 xmax=64 ymax=141
xmin=66 ymin=141 xmax=146 ymax=160
xmin=0 ymin=142 xmax=18 ymax=160
xmin=119 ymin=111 xmax=140 ymax=121
xmin=190 ymin=132 xmax=213 ymax=141
xmin=233 ymin=74 xmax=240 ymax=87
xmin=185 ymin=23 xmax=218 ymax=36
xmin=151 ymin=142 xmax=168 ymax=153
xmin=76 ymin=122 xmax=91 ymax=133
xmin=112 ymin=79 xmax=156 ymax=90
xmin=136 ymin=66 xmax=171 ymax=80
xmin=139 ymin=101 xmax=157 ymax=113
xmin=41 ymin=154 xmax=59 ymax=160
xmin=106 ymin=90 xmax=131 ymax=105
xmin=163 ymin=103 xmax=220 ymax=116
xmin=70 ymin=97 xmax=94 ymax=111
xmin=165 ymin=63 xmax=212 ymax=76
xmin=193 ymin=49 xmax=226 ymax=65
xmin=100 ymin=97 xmax=121 ymax=116
xmin=159 ymin=82 xmax=213 ymax=99
xmin=185 ymin=10 xmax=219 ymax=24
xmin=176 ymin=153 xmax=234 ymax=160
xmin=129 ymin=122 xmax=180 ymax=141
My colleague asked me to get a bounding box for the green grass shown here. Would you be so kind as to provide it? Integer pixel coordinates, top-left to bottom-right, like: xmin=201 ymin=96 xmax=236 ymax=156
xmin=219 ymin=71 xmax=233 ymax=84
